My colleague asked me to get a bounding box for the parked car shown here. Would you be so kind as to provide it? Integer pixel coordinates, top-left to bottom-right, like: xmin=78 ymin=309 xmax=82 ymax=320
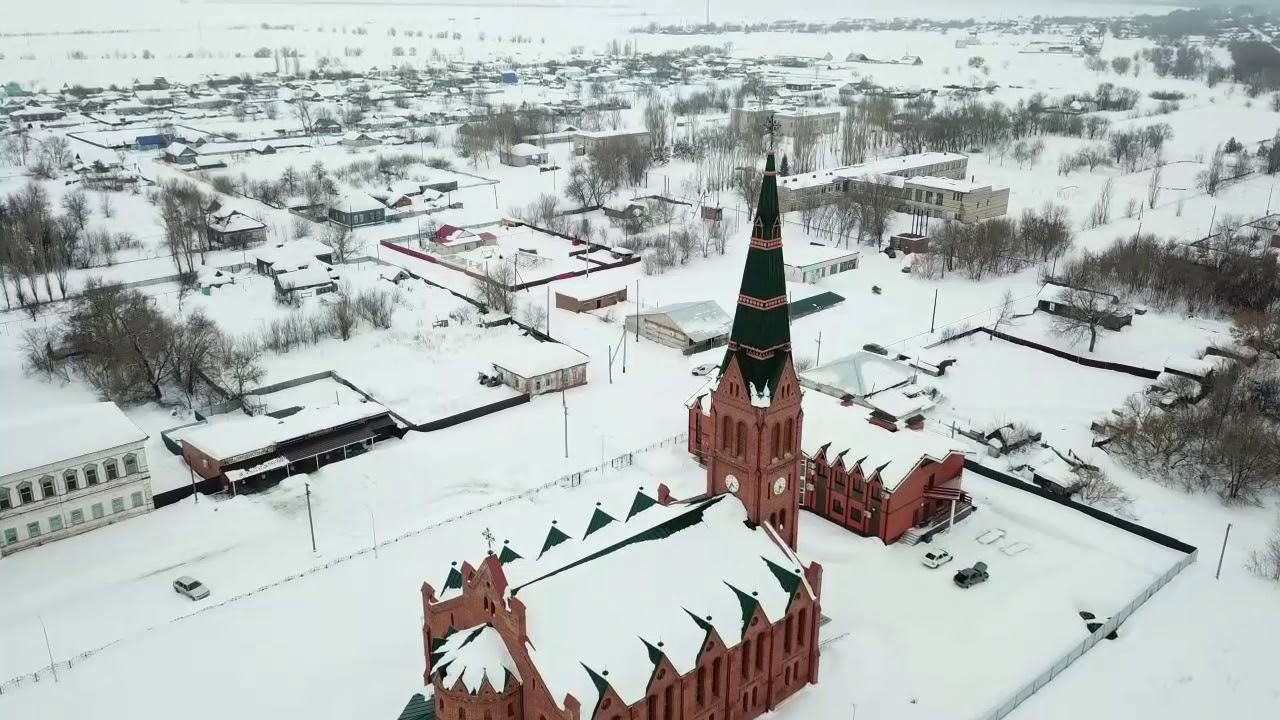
xmin=921 ymin=549 xmax=953 ymax=568
xmin=173 ymin=576 xmax=210 ymax=601
xmin=691 ymin=363 xmax=718 ymax=377
xmin=953 ymin=561 xmax=989 ymax=588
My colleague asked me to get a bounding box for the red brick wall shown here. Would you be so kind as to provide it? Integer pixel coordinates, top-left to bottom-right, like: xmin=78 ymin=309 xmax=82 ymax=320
xmin=181 ymin=441 xmax=223 ymax=481
xmin=878 ymin=452 xmax=964 ymax=544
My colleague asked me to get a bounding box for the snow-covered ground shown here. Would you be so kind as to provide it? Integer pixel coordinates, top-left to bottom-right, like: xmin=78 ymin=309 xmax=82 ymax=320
xmin=4 ymin=3 xmax=1280 ymax=720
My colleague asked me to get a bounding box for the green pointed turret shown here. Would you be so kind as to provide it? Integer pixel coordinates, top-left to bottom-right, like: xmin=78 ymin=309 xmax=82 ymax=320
xmin=584 ymin=505 xmax=616 ymax=538
xmin=721 ymin=151 xmax=793 ymax=400
xmin=539 ymin=523 xmax=571 ymax=558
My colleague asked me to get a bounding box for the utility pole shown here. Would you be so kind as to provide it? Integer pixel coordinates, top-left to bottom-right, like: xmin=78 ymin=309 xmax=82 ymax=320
xmin=930 ymin=289 xmax=938 ymax=334
xmin=305 ymin=482 xmax=317 ymax=553
xmin=562 ymin=390 xmax=569 ymax=458
xmin=188 ymin=463 xmax=199 ymax=505
xmin=39 ymin=615 xmax=57 ymax=683
xmin=1216 ymin=523 xmax=1232 ymax=580
xmin=546 ymin=284 xmax=551 ymax=336
xmin=635 ymin=280 xmax=641 ymax=342
xmin=816 ymin=332 xmax=823 ymax=366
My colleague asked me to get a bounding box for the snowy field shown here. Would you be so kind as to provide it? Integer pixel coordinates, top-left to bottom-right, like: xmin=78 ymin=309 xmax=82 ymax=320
xmin=6 ymin=2 xmax=1280 ymax=720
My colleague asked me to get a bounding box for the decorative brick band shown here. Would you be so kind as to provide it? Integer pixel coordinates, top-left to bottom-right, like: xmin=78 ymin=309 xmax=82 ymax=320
xmin=750 ymin=236 xmax=783 ymax=250
xmin=738 ymin=294 xmax=788 ymax=310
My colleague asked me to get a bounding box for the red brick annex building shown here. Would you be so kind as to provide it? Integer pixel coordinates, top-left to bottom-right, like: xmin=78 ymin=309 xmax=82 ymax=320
xmin=418 ymin=152 xmax=823 ymax=720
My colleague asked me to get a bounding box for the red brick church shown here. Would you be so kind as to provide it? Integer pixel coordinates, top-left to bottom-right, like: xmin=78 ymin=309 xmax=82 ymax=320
xmin=417 ymin=151 xmax=822 ymax=720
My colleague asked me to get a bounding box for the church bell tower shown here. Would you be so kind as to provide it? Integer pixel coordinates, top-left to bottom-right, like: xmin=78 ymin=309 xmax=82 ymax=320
xmin=707 ymin=149 xmax=804 ymax=551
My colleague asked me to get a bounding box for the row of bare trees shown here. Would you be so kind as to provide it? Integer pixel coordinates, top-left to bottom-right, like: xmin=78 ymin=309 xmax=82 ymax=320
xmin=22 ymin=279 xmax=265 ymax=407
xmin=915 ymin=203 xmax=1075 ymax=281
xmin=794 ymin=177 xmax=896 ymax=249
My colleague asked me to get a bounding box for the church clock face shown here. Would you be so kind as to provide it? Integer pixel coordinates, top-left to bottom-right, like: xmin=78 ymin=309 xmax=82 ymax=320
xmin=725 ymin=474 xmax=740 ymax=493
xmin=773 ymin=477 xmax=788 ymax=496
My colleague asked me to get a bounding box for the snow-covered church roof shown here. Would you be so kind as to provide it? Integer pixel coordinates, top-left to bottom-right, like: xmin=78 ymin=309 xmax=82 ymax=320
xmin=461 ymin=491 xmax=815 ymax=714
xmin=431 ymin=624 xmax=522 ymax=694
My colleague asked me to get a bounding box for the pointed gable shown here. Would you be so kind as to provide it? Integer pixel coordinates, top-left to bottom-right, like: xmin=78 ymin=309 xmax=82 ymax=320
xmin=539 ymin=521 xmax=571 ymax=558
xmin=584 ymin=503 xmax=616 ymax=538
xmin=626 ymin=488 xmax=658 ymax=520
xmin=498 ymin=540 xmax=522 ymax=565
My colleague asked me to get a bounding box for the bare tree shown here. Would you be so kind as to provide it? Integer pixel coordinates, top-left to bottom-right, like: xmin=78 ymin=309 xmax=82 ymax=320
xmin=643 ymin=99 xmax=670 ymax=159
xmin=851 ymin=176 xmax=895 ymax=248
xmin=1086 ymin=178 xmax=1115 ymax=228
xmin=207 ymin=335 xmax=264 ymax=400
xmin=61 ymin=189 xmax=91 ymax=230
xmin=1199 ymin=144 xmax=1227 ymax=196
xmin=1049 ymin=285 xmax=1125 ymax=353
xmin=320 ymin=223 xmax=363 ymax=263
xmin=1147 ymin=159 xmax=1164 ymax=209
xmin=327 ymin=289 xmax=359 ymax=340
xmin=564 ymin=159 xmax=620 ymax=208
xmin=355 ymin=286 xmax=399 ymax=329
xmin=732 ymin=165 xmax=762 ymax=218
xmin=990 ymin=289 xmax=1017 ymax=337
xmin=293 ymin=99 xmax=315 ymax=136
xmin=99 ymin=193 xmax=115 ymax=218
xmin=38 ymin=136 xmax=73 ymax=170
xmin=520 ymin=300 xmax=548 ymax=332
xmin=472 ymin=261 xmax=515 ymax=313
xmin=1248 ymin=515 xmax=1280 ymax=582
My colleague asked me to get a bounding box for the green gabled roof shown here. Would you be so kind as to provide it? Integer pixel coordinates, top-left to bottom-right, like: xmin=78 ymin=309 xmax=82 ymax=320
xmin=725 ymin=584 xmax=760 ymax=640
xmin=626 ymin=489 xmax=658 ymax=520
xmin=498 ymin=542 xmax=522 ymax=565
xmin=513 ymin=496 xmax=723 ymax=596
xmin=395 ymin=693 xmax=436 ymax=720
xmin=539 ymin=523 xmax=572 ymax=558
xmin=683 ymin=609 xmax=716 ymax=663
xmin=582 ymin=663 xmax=612 ymax=718
xmin=790 ymin=290 xmax=845 ymax=319
xmin=584 ymin=505 xmax=616 ymax=538
xmin=442 ymin=564 xmax=463 ymax=592
xmin=763 ymin=557 xmax=802 ymax=611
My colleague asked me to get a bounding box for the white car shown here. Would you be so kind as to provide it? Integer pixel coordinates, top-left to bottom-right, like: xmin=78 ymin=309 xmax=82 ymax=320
xmin=921 ymin=549 xmax=954 ymax=569
xmin=691 ymin=363 xmax=718 ymax=377
xmin=173 ymin=576 xmax=211 ymax=601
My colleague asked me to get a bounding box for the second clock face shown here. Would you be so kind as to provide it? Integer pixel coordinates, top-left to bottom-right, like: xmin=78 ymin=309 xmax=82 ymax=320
xmin=773 ymin=477 xmax=788 ymax=496
xmin=726 ymin=474 xmax=740 ymax=493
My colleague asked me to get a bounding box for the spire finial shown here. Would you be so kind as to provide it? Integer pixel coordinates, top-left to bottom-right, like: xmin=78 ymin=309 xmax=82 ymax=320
xmin=763 ymin=113 xmax=781 ymax=153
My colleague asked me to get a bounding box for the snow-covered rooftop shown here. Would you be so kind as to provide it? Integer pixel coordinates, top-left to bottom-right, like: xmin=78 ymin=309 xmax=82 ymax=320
xmin=905 ymin=175 xmax=992 ymax=193
xmin=276 ymin=264 xmax=337 ymax=291
xmin=551 ymin=274 xmax=626 ymax=301
xmin=0 ymin=402 xmax=147 ymax=479
xmin=331 ymin=192 xmax=388 ymax=215
xmin=783 ymin=242 xmax=861 ymax=269
xmin=432 ymin=624 xmax=522 ymax=694
xmin=208 ymin=210 xmax=265 ymax=234
xmin=801 ymin=351 xmax=916 ymax=398
xmin=499 ymin=492 xmax=813 ymax=713
xmin=802 ymin=394 xmax=966 ymax=491
xmin=253 ymin=239 xmax=332 ymax=271
xmin=490 ymin=340 xmax=588 ymax=379
xmin=181 ymin=401 xmax=388 ymax=462
xmin=637 ymin=301 xmax=731 ymax=343
xmin=507 ymin=142 xmax=546 ymax=156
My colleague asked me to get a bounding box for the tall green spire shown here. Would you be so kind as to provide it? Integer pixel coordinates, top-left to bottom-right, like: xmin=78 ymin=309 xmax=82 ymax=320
xmin=721 ymin=151 xmax=793 ymax=399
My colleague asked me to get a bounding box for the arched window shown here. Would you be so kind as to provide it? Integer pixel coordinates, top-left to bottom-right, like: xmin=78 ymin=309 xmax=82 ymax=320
xmin=104 ymin=459 xmax=119 ymax=481
xmin=735 ymin=421 xmax=747 ymax=458
xmin=771 ymin=424 xmax=781 ymax=460
xmin=783 ymin=418 xmax=794 ymax=455
xmin=17 ymin=482 xmax=34 ymax=504
xmin=798 ymin=608 xmax=808 ymax=647
xmin=39 ymin=476 xmax=56 ymax=499
xmin=63 ymin=470 xmax=79 ymax=492
xmin=123 ymin=454 xmax=139 ymax=475
xmin=84 ymin=464 xmax=99 ymax=486
xmin=721 ymin=418 xmax=732 ymax=450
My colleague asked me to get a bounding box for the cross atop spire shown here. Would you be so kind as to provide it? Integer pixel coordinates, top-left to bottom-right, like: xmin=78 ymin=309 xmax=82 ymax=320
xmin=763 ymin=113 xmax=781 ymax=153
xmin=720 ymin=151 xmax=792 ymax=402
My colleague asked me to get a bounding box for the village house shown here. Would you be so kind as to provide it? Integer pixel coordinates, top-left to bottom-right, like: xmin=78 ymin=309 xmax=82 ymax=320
xmin=181 ymin=402 xmax=397 ymax=494
xmin=489 ymin=340 xmax=589 ymax=396
xmin=783 ymin=243 xmax=860 ymax=284
xmin=433 ymin=225 xmax=497 ymax=255
xmin=1037 ymin=282 xmax=1133 ymax=331
xmin=314 ymin=117 xmax=342 ymax=134
xmin=253 ymin=238 xmax=334 ymax=277
xmin=340 ymin=131 xmax=381 ymax=148
xmin=328 ymin=192 xmax=388 ymax=228
xmin=498 ymin=142 xmax=549 ymax=167
xmin=553 ymin=275 xmax=628 ymax=313
xmin=206 ymin=206 xmax=267 ymax=248
xmin=625 ymin=300 xmax=733 ymax=353
xmin=164 ymin=142 xmax=198 ymax=165
xmin=9 ymin=106 xmax=66 ymax=126
xmin=1 ymin=403 xmax=153 ymax=556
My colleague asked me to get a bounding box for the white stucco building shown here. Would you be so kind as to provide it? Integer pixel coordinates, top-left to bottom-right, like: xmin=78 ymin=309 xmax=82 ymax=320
xmin=0 ymin=403 xmax=153 ymax=556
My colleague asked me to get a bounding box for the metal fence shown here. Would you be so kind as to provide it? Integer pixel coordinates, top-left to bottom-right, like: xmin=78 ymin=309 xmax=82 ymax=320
xmin=972 ymin=548 xmax=1198 ymax=720
xmin=0 ymin=430 xmax=688 ymax=695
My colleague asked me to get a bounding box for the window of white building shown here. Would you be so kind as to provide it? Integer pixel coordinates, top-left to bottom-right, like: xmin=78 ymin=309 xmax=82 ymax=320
xmin=49 ymin=515 xmax=64 ymax=532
